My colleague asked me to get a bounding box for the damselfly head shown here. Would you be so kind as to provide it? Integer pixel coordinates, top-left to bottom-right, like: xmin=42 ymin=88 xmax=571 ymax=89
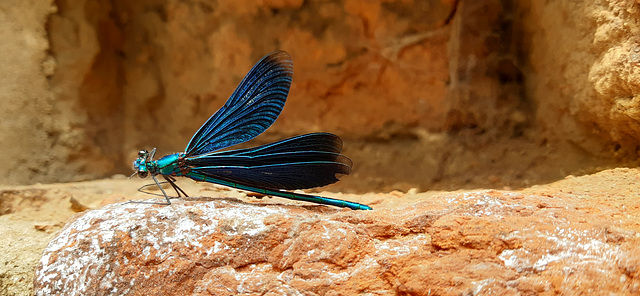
xmin=133 ymin=149 xmax=150 ymax=179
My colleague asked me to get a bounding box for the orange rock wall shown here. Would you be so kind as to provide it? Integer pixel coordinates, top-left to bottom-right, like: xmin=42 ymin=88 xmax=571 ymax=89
xmin=519 ymin=0 xmax=640 ymax=155
xmin=1 ymin=0 xmax=638 ymax=190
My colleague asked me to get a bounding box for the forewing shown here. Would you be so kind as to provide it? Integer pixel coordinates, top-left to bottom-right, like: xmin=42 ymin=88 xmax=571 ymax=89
xmin=185 ymin=51 xmax=293 ymax=156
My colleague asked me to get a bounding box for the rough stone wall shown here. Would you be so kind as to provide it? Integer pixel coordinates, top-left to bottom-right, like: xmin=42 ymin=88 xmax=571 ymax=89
xmin=0 ymin=0 xmax=638 ymax=190
xmin=519 ymin=0 xmax=640 ymax=156
xmin=447 ymin=1 xmax=528 ymax=136
xmin=0 ymin=0 xmax=70 ymax=184
xmin=115 ymin=0 xmax=454 ymax=153
xmin=0 ymin=0 xmax=125 ymax=184
xmin=47 ymin=0 xmax=126 ymax=180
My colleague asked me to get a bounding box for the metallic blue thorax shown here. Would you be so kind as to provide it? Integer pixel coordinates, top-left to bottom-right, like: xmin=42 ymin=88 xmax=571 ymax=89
xmin=155 ymin=153 xmax=184 ymax=175
xmin=133 ymin=152 xmax=185 ymax=176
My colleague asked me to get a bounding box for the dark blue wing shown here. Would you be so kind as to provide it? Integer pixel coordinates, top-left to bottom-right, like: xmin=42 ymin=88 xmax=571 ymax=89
xmin=184 ymin=133 xmax=352 ymax=190
xmin=185 ymin=51 xmax=293 ymax=156
xmin=203 ymin=132 xmax=344 ymax=156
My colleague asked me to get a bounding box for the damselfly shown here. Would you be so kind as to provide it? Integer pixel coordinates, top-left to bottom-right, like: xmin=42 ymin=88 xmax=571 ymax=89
xmin=132 ymin=51 xmax=371 ymax=210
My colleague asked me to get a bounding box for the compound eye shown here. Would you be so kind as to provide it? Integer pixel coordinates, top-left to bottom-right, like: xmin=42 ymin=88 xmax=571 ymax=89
xmin=138 ymin=150 xmax=148 ymax=158
xmin=138 ymin=171 xmax=148 ymax=178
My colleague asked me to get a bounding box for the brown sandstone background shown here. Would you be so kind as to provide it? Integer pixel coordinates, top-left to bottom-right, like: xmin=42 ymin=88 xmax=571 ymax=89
xmin=1 ymin=0 xmax=638 ymax=192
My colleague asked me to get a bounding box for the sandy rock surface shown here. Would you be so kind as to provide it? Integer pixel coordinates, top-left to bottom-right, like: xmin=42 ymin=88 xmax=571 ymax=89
xmin=1 ymin=168 xmax=635 ymax=295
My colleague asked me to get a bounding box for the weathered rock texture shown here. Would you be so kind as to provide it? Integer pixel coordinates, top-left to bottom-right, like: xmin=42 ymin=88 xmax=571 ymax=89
xmin=520 ymin=0 xmax=640 ymax=155
xmin=0 ymin=0 xmax=639 ymax=192
xmin=0 ymin=0 xmax=66 ymax=184
xmin=32 ymin=168 xmax=640 ymax=295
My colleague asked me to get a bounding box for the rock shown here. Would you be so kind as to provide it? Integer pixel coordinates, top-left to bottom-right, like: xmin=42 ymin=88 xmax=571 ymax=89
xmin=34 ymin=183 xmax=640 ymax=295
